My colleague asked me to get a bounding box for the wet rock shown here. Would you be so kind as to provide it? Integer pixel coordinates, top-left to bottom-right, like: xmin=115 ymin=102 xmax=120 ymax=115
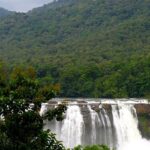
xmin=134 ymin=104 xmax=150 ymax=114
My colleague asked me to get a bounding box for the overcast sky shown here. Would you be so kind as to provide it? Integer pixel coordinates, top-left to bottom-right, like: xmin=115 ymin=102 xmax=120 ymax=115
xmin=0 ymin=0 xmax=54 ymax=12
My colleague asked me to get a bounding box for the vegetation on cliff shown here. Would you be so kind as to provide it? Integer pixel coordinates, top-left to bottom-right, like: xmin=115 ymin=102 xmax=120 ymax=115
xmin=138 ymin=114 xmax=150 ymax=139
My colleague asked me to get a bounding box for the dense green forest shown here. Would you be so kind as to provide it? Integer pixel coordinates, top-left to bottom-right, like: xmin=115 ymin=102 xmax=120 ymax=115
xmin=0 ymin=0 xmax=149 ymax=98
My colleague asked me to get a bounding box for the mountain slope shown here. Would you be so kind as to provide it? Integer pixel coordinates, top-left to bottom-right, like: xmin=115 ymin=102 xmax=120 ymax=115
xmin=0 ymin=7 xmax=12 ymax=17
xmin=0 ymin=0 xmax=149 ymax=97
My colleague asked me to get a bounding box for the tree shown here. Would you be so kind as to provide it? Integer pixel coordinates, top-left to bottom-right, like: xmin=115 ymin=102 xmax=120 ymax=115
xmin=73 ymin=145 xmax=110 ymax=150
xmin=0 ymin=67 xmax=67 ymax=150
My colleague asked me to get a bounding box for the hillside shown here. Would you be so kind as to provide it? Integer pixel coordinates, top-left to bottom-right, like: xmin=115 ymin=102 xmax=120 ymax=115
xmin=0 ymin=7 xmax=12 ymax=17
xmin=0 ymin=0 xmax=150 ymax=97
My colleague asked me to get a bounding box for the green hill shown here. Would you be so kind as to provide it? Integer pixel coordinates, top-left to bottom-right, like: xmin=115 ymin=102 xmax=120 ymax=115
xmin=0 ymin=7 xmax=12 ymax=17
xmin=0 ymin=0 xmax=150 ymax=97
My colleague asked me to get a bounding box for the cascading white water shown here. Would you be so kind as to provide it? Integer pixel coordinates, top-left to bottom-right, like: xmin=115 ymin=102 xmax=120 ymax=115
xmin=111 ymin=103 xmax=142 ymax=149
xmin=88 ymin=106 xmax=97 ymax=144
xmin=41 ymin=103 xmax=84 ymax=148
xmin=87 ymin=101 xmax=114 ymax=148
xmin=102 ymin=108 xmax=114 ymax=148
xmin=60 ymin=103 xmax=84 ymax=148
xmin=40 ymin=99 xmax=150 ymax=150
xmin=111 ymin=102 xmax=150 ymax=150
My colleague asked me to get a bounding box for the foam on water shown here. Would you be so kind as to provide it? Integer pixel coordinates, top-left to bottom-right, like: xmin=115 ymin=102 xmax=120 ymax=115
xmin=119 ymin=139 xmax=150 ymax=150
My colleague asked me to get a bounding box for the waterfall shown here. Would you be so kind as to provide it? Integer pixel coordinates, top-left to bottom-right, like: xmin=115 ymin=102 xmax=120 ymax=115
xmin=111 ymin=103 xmax=142 ymax=149
xmin=60 ymin=103 xmax=84 ymax=148
xmin=40 ymin=99 xmax=150 ymax=149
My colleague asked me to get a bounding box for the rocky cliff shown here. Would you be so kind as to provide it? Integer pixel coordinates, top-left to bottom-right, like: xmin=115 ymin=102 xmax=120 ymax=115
xmin=48 ymin=99 xmax=150 ymax=139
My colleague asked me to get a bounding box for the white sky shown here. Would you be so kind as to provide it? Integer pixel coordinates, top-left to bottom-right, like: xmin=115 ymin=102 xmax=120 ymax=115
xmin=0 ymin=0 xmax=54 ymax=12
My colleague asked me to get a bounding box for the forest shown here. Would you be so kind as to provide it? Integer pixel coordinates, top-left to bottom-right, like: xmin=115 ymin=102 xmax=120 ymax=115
xmin=0 ymin=0 xmax=149 ymax=98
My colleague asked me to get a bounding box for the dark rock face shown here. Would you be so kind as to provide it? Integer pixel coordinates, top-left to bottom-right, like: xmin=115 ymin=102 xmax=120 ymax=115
xmin=102 ymin=104 xmax=112 ymax=114
xmin=48 ymin=100 xmax=58 ymax=104
xmin=134 ymin=104 xmax=150 ymax=139
xmin=134 ymin=104 xmax=150 ymax=114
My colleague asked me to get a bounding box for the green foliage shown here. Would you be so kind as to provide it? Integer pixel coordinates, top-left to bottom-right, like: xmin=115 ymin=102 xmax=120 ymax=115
xmin=73 ymin=145 xmax=110 ymax=150
xmin=0 ymin=0 xmax=149 ymax=98
xmin=58 ymin=56 xmax=150 ymax=98
xmin=138 ymin=114 xmax=150 ymax=139
xmin=0 ymin=67 xmax=66 ymax=150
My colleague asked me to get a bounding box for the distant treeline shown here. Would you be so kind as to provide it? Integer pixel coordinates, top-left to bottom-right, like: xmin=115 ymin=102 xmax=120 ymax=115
xmin=36 ymin=55 xmax=150 ymax=98
xmin=1 ymin=55 xmax=149 ymax=98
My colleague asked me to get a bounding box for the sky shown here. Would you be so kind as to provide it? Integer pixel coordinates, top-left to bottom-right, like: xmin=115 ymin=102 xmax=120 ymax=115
xmin=0 ymin=0 xmax=54 ymax=12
